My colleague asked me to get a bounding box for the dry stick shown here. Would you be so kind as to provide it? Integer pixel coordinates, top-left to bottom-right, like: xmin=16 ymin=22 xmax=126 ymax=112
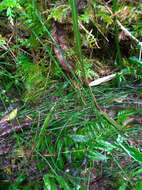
xmin=116 ymin=20 xmax=142 ymax=61
xmin=89 ymin=73 xmax=116 ymax=87
xmin=116 ymin=20 xmax=141 ymax=45
xmin=117 ymin=20 xmax=142 ymax=61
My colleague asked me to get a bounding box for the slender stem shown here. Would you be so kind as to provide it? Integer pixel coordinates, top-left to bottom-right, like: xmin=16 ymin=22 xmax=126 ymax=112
xmin=69 ymin=0 xmax=86 ymax=80
xmin=112 ymin=0 xmax=122 ymax=65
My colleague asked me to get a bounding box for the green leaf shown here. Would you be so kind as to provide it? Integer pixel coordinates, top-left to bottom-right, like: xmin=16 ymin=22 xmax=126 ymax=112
xmin=88 ymin=151 xmax=107 ymax=161
xmin=117 ymin=136 xmax=142 ymax=163
xmin=0 ymin=35 xmax=6 ymax=47
xmin=117 ymin=109 xmax=134 ymax=124
xmin=71 ymin=135 xmax=89 ymax=142
xmin=36 ymin=104 xmax=56 ymax=150
xmin=7 ymin=7 xmax=13 ymax=17
xmin=56 ymin=175 xmax=71 ymax=190
xmin=44 ymin=175 xmax=51 ymax=190
xmin=129 ymin=56 xmax=142 ymax=67
xmin=0 ymin=0 xmax=20 ymax=11
xmin=69 ymin=0 xmax=85 ymax=78
xmin=47 ymin=5 xmax=69 ymax=22
xmin=135 ymin=180 xmax=142 ymax=190
xmin=79 ymin=10 xmax=90 ymax=23
xmin=132 ymin=167 xmax=142 ymax=177
xmin=95 ymin=140 xmax=116 ymax=153
xmin=43 ymin=174 xmax=56 ymax=190
xmin=118 ymin=183 xmax=127 ymax=190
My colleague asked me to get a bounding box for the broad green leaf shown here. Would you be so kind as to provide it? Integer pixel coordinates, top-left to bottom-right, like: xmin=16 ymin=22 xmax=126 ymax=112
xmin=56 ymin=175 xmax=71 ymax=190
xmin=43 ymin=174 xmax=57 ymax=190
xmin=118 ymin=183 xmax=127 ymax=190
xmin=71 ymin=135 xmax=89 ymax=142
xmin=0 ymin=0 xmax=20 ymax=11
xmin=129 ymin=56 xmax=142 ymax=67
xmin=135 ymin=180 xmax=142 ymax=190
xmin=95 ymin=140 xmax=116 ymax=152
xmin=117 ymin=136 xmax=142 ymax=163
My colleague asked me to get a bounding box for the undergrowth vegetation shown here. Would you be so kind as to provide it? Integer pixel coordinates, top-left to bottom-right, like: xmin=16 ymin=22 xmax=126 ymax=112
xmin=0 ymin=0 xmax=142 ymax=189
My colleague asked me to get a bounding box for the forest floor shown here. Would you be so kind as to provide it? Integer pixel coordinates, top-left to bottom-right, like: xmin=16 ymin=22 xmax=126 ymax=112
xmin=0 ymin=0 xmax=142 ymax=190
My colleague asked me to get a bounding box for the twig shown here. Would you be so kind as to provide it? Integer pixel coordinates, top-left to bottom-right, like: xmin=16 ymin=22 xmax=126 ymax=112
xmin=89 ymin=73 xmax=116 ymax=86
xmin=104 ymin=4 xmax=142 ymax=50
xmin=116 ymin=20 xmax=142 ymax=47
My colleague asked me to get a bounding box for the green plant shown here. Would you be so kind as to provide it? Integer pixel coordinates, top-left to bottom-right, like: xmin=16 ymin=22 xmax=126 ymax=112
xmin=1 ymin=1 xmax=142 ymax=190
xmin=69 ymin=0 xmax=86 ymax=79
xmin=76 ymin=58 xmax=98 ymax=79
xmin=47 ymin=4 xmax=69 ymax=22
xmin=16 ymin=54 xmax=48 ymax=102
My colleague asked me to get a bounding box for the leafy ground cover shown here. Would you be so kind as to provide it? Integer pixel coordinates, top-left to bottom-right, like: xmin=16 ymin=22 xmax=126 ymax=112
xmin=0 ymin=0 xmax=142 ymax=189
